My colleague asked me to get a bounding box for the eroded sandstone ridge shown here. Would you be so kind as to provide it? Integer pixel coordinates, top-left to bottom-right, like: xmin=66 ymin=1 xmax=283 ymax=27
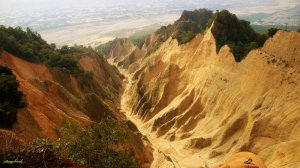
xmin=107 ymin=19 xmax=300 ymax=168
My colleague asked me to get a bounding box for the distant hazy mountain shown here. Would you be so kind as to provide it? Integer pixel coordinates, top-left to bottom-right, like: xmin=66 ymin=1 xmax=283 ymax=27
xmin=240 ymin=5 xmax=300 ymax=26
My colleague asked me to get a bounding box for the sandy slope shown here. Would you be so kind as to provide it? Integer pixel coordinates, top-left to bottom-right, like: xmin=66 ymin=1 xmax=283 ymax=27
xmin=0 ymin=51 xmax=151 ymax=166
xmin=108 ymin=28 xmax=300 ymax=168
xmin=0 ymin=51 xmax=122 ymax=141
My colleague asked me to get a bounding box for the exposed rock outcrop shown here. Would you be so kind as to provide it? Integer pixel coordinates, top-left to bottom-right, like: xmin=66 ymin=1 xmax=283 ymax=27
xmin=109 ymin=25 xmax=300 ymax=167
xmin=0 ymin=51 xmax=122 ymax=140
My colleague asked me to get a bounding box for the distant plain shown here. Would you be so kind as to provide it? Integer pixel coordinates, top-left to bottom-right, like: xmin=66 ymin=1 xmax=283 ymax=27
xmin=0 ymin=0 xmax=299 ymax=47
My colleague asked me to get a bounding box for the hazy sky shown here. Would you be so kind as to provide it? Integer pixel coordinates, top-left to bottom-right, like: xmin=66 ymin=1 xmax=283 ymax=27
xmin=0 ymin=0 xmax=299 ymax=14
xmin=0 ymin=0 xmax=299 ymax=45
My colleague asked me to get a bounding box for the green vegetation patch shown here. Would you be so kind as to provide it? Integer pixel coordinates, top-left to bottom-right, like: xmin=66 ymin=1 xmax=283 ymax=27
xmin=0 ymin=25 xmax=93 ymax=75
xmin=152 ymin=8 xmax=213 ymax=46
xmin=144 ymin=8 xmax=213 ymax=55
xmin=54 ymin=119 xmax=138 ymax=167
xmin=0 ymin=65 xmax=26 ymax=128
xmin=211 ymin=10 xmax=278 ymax=62
xmin=172 ymin=9 xmax=213 ymax=44
xmin=0 ymin=118 xmax=139 ymax=168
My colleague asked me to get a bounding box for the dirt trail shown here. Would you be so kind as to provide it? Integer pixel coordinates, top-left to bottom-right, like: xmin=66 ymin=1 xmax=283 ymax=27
xmin=108 ymin=58 xmax=187 ymax=168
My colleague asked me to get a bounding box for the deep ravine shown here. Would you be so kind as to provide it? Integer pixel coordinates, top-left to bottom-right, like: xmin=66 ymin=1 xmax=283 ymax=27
xmin=107 ymin=58 xmax=186 ymax=168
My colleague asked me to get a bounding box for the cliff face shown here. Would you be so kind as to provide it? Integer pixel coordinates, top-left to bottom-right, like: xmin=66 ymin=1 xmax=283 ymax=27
xmin=109 ymin=28 xmax=300 ymax=167
xmin=0 ymin=51 xmax=123 ymax=140
xmin=0 ymin=50 xmax=155 ymax=167
xmin=104 ymin=34 xmax=163 ymax=73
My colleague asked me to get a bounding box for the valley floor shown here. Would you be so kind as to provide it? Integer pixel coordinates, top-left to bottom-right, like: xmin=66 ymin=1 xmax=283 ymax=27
xmin=108 ymin=59 xmax=207 ymax=168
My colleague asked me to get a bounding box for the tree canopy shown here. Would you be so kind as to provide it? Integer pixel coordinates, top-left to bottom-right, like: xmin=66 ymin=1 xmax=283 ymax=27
xmin=172 ymin=9 xmax=213 ymax=44
xmin=153 ymin=8 xmax=213 ymax=45
xmin=211 ymin=10 xmax=274 ymax=61
xmin=0 ymin=25 xmax=93 ymax=75
xmin=55 ymin=118 xmax=138 ymax=168
xmin=0 ymin=65 xmax=26 ymax=128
